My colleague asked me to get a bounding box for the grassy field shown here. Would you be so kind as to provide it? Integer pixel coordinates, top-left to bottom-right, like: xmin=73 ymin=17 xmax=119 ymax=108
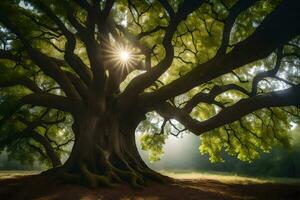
xmin=0 ymin=170 xmax=299 ymax=199
xmin=2 ymin=170 xmax=300 ymax=183
xmin=0 ymin=171 xmax=39 ymax=179
xmin=161 ymin=170 xmax=300 ymax=184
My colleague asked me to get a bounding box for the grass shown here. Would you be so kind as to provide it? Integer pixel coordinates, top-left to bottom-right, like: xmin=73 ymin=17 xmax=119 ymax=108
xmin=160 ymin=170 xmax=300 ymax=184
xmin=1 ymin=170 xmax=300 ymax=184
xmin=0 ymin=170 xmax=39 ymax=179
xmin=0 ymin=170 xmax=299 ymax=199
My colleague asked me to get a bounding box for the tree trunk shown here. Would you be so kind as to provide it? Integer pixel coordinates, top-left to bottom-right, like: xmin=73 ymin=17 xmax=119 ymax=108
xmin=43 ymin=109 xmax=167 ymax=188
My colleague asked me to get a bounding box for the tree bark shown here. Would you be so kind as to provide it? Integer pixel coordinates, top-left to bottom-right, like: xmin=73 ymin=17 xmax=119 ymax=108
xmin=43 ymin=108 xmax=166 ymax=188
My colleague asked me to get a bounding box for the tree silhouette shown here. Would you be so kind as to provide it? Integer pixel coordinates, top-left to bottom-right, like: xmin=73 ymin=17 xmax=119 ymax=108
xmin=0 ymin=0 xmax=299 ymax=187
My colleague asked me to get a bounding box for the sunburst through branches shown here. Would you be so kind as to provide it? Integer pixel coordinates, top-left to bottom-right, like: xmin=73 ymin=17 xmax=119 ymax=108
xmin=119 ymin=50 xmax=130 ymax=62
xmin=103 ymin=42 xmax=141 ymax=72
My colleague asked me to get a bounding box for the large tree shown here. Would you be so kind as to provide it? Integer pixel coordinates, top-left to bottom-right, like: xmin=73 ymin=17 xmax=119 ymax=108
xmin=0 ymin=0 xmax=299 ymax=188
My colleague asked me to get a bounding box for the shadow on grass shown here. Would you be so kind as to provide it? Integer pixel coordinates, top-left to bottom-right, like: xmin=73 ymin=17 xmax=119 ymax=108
xmin=0 ymin=171 xmax=299 ymax=200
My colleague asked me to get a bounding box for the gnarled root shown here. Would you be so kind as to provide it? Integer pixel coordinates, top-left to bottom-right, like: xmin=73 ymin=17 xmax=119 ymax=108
xmin=79 ymin=161 xmax=114 ymax=188
xmin=41 ymin=147 xmax=169 ymax=189
xmin=142 ymin=169 xmax=170 ymax=183
xmin=96 ymin=146 xmax=145 ymax=189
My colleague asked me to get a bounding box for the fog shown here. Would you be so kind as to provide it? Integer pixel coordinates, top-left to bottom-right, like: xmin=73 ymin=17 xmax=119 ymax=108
xmin=136 ymin=125 xmax=300 ymax=178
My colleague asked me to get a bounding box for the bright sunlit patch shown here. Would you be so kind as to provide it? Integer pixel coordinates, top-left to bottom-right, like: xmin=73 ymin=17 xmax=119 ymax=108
xmin=119 ymin=50 xmax=130 ymax=62
xmin=291 ymin=122 xmax=297 ymax=130
xmin=113 ymin=45 xmax=136 ymax=68
xmin=103 ymin=42 xmax=141 ymax=72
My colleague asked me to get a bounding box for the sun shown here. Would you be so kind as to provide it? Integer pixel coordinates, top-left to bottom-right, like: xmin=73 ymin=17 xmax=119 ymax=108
xmin=103 ymin=42 xmax=140 ymax=70
xmin=101 ymin=37 xmax=143 ymax=74
xmin=119 ymin=50 xmax=130 ymax=62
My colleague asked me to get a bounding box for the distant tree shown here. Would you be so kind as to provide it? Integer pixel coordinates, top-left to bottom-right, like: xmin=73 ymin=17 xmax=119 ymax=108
xmin=0 ymin=0 xmax=299 ymax=188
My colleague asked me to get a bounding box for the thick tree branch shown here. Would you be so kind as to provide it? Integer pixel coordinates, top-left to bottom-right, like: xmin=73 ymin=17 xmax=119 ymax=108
xmin=119 ymin=0 xmax=204 ymax=106
xmin=21 ymin=93 xmax=81 ymax=114
xmin=0 ymin=49 xmax=21 ymax=61
xmin=158 ymin=86 xmax=300 ymax=136
xmin=100 ymin=0 xmax=114 ymax=23
xmin=251 ymin=47 xmax=283 ymax=95
xmin=27 ymin=142 xmax=48 ymax=159
xmin=71 ymin=0 xmax=114 ymax=91
xmin=142 ymin=1 xmax=300 ymax=108
xmin=1 ymin=115 xmax=62 ymax=167
xmin=0 ymin=13 xmax=81 ymax=100
xmin=158 ymin=0 xmax=175 ymax=17
xmin=215 ymin=0 xmax=259 ymax=57
xmin=30 ymin=0 xmax=92 ymax=86
xmin=65 ymin=71 xmax=89 ymax=100
xmin=0 ymin=76 xmax=43 ymax=94
xmin=0 ymin=93 xmax=74 ymax=128
xmin=136 ymin=25 xmax=167 ymax=40
xmin=183 ymin=84 xmax=250 ymax=113
xmin=73 ymin=0 xmax=91 ymax=11
xmin=28 ymin=131 xmax=62 ymax=167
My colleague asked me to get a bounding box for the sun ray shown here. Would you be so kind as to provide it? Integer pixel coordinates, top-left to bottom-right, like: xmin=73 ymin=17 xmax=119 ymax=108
xmin=102 ymin=39 xmax=141 ymax=73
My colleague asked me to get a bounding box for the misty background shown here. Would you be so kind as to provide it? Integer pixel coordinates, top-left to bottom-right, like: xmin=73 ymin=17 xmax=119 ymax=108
xmin=1 ymin=126 xmax=299 ymax=178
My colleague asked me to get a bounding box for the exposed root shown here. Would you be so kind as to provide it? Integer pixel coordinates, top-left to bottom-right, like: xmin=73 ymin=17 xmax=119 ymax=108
xmin=40 ymin=166 xmax=81 ymax=184
xmin=60 ymin=172 xmax=82 ymax=184
xmin=95 ymin=145 xmax=145 ymax=189
xmin=41 ymin=163 xmax=170 ymax=189
xmin=111 ymin=167 xmax=143 ymax=189
xmin=142 ymin=170 xmax=170 ymax=183
xmin=112 ymin=157 xmax=145 ymax=186
xmin=105 ymin=171 xmax=122 ymax=183
xmin=79 ymin=161 xmax=113 ymax=188
xmin=41 ymin=146 xmax=171 ymax=189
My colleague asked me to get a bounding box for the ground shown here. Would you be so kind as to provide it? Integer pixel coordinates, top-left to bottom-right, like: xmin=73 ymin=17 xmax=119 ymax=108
xmin=0 ymin=171 xmax=299 ymax=200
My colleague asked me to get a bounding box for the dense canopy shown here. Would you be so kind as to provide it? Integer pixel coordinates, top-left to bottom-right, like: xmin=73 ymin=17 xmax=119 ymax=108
xmin=0 ymin=0 xmax=299 ymax=187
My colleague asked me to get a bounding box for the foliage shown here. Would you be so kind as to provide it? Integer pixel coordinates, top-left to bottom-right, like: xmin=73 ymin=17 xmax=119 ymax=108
xmin=140 ymin=133 xmax=166 ymax=162
xmin=0 ymin=0 xmax=299 ymax=168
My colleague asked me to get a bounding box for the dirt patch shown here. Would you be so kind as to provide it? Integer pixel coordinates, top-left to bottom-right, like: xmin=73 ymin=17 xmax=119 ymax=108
xmin=0 ymin=174 xmax=299 ymax=200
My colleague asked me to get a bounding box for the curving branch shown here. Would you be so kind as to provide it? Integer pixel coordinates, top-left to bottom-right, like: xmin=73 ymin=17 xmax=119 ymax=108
xmin=183 ymin=84 xmax=250 ymax=113
xmin=215 ymin=0 xmax=259 ymax=57
xmin=158 ymin=85 xmax=300 ymax=136
xmin=29 ymin=0 xmax=92 ymax=86
xmin=141 ymin=0 xmax=300 ymax=109
xmin=73 ymin=0 xmax=91 ymax=10
xmin=21 ymin=93 xmax=82 ymax=114
xmin=100 ymin=0 xmax=115 ymax=23
xmin=0 ymin=114 xmax=62 ymax=167
xmin=0 ymin=49 xmax=21 ymax=61
xmin=64 ymin=71 xmax=89 ymax=101
xmin=119 ymin=0 xmax=204 ymax=106
xmin=0 ymin=76 xmax=43 ymax=94
xmin=27 ymin=142 xmax=48 ymax=159
xmin=28 ymin=131 xmax=62 ymax=167
xmin=136 ymin=25 xmax=167 ymax=40
xmin=69 ymin=0 xmax=115 ymax=91
xmin=158 ymin=0 xmax=175 ymax=17
xmin=0 ymin=13 xmax=81 ymax=100
xmin=251 ymin=47 xmax=283 ymax=96
xmin=0 ymin=92 xmax=78 ymax=128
